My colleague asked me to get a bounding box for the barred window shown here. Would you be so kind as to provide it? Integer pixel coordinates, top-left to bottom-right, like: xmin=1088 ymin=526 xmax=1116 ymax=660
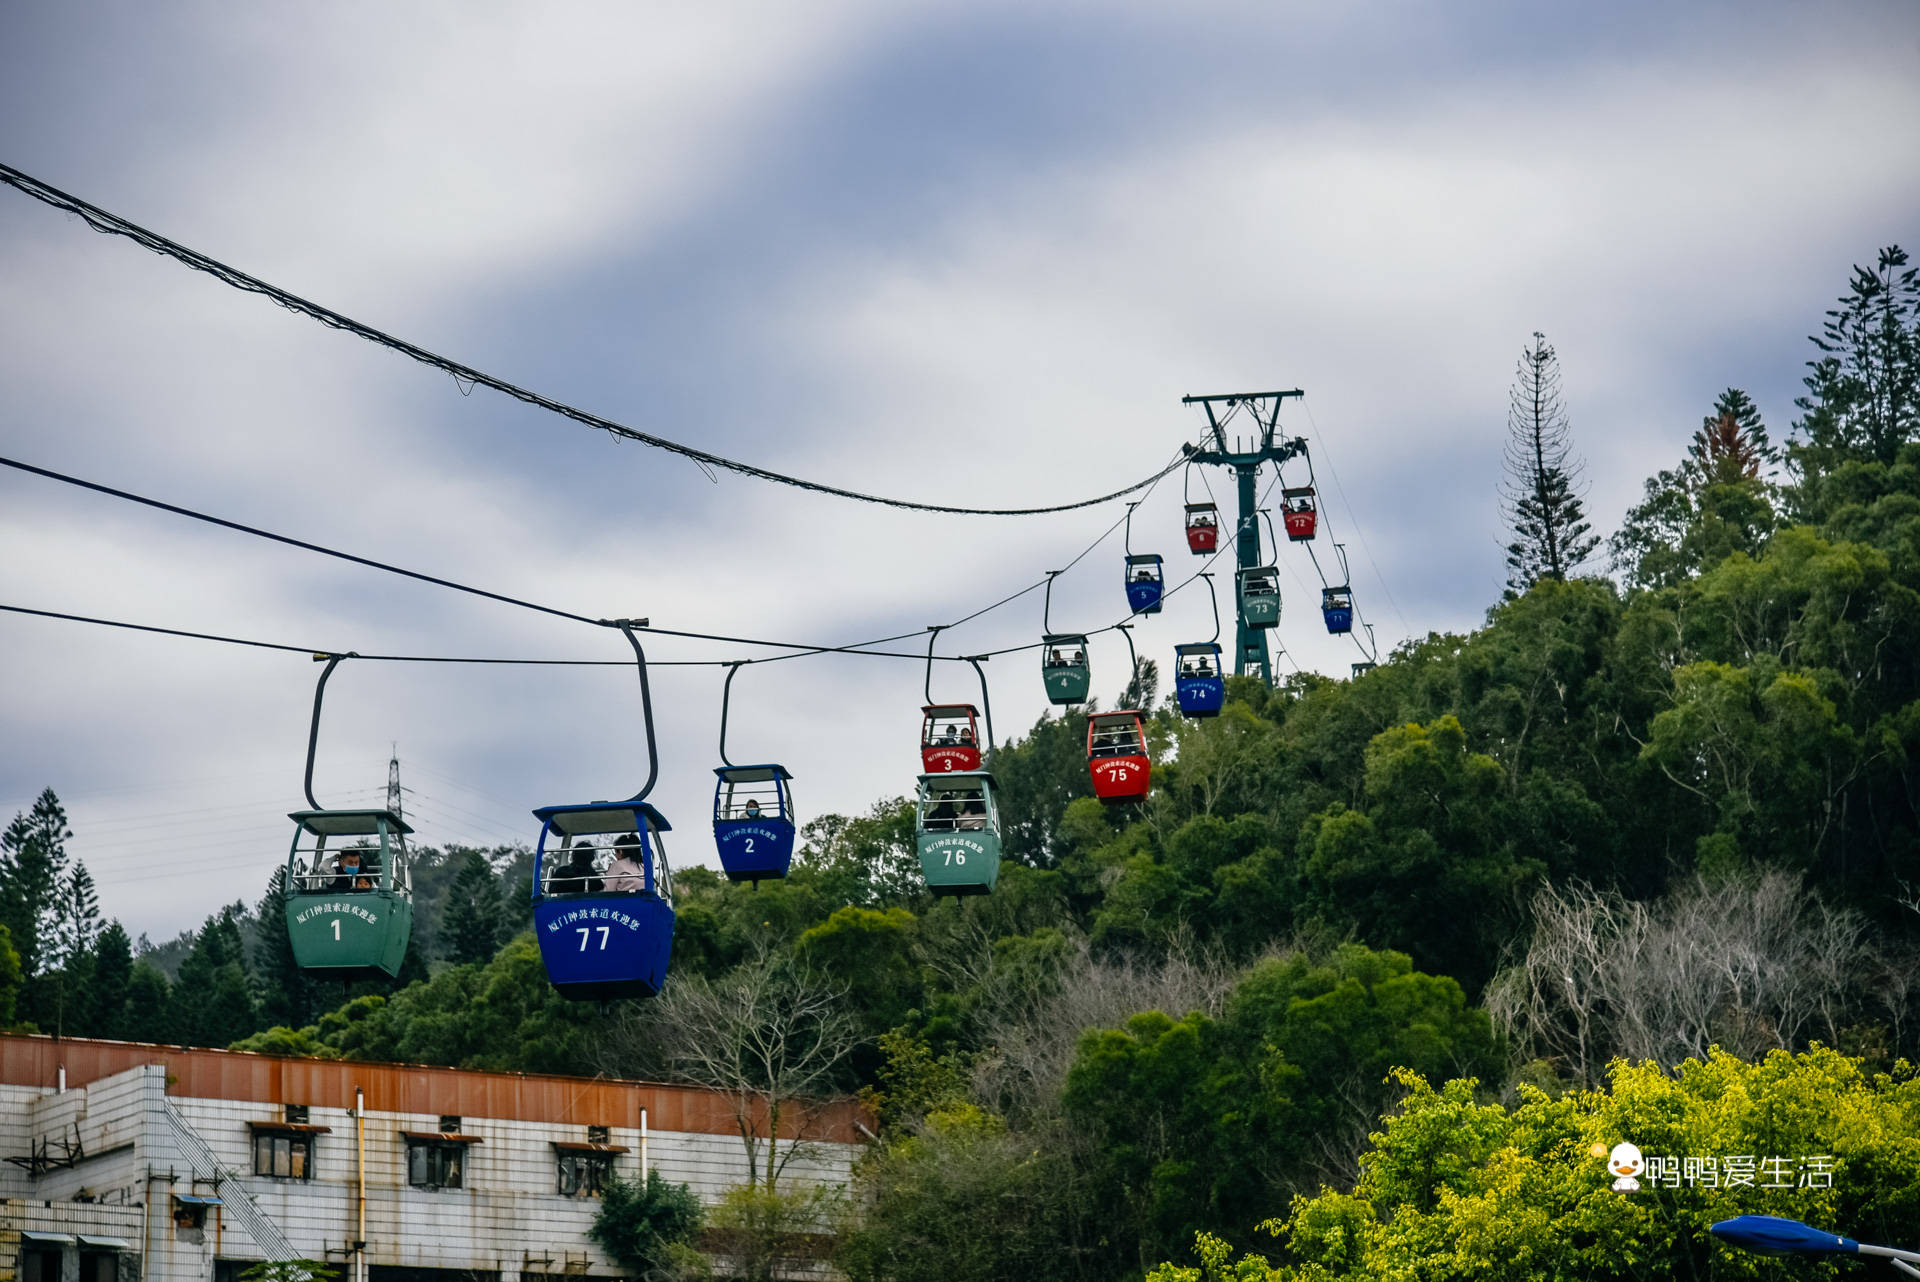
xmin=252 ymin=1131 xmax=313 ymax=1180
xmin=556 ymin=1151 xmax=614 ymax=1198
xmin=407 ymin=1139 xmax=466 ymax=1190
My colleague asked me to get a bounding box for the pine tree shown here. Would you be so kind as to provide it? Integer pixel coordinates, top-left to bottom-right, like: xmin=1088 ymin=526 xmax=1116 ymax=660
xmin=52 ymin=865 xmax=102 ymax=968
xmin=1611 ymin=388 xmax=1777 ymax=590
xmin=1118 ymin=657 xmax=1159 ymax=713
xmin=440 ymin=849 xmax=504 ymax=966
xmin=1689 ymin=388 xmax=1772 ymax=486
xmin=1501 ymin=333 xmax=1598 ymax=595
xmin=252 ymin=867 xmax=313 ymax=1030
xmin=89 ymin=922 xmax=134 ymax=1039
xmin=1793 ymin=245 xmax=1920 ymax=469
xmin=0 ymin=789 xmax=72 ymax=990
xmin=172 ymin=909 xmax=259 ymax=1047
xmin=124 ymin=962 xmax=173 ymax=1043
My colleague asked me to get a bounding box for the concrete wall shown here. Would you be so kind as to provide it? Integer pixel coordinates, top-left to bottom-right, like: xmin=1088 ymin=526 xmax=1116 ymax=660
xmin=0 ymin=1063 xmax=858 ymax=1282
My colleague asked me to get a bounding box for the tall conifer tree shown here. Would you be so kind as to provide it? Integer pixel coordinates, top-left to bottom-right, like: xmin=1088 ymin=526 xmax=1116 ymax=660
xmin=252 ymin=867 xmax=313 ymax=1030
xmin=1501 ymin=333 xmax=1597 ymax=595
xmin=0 ymin=790 xmax=71 ymax=984
xmin=1792 ymin=245 xmax=1920 ymax=473
xmin=90 ymin=922 xmax=134 ymax=1039
xmin=441 ymin=849 xmax=505 ymax=966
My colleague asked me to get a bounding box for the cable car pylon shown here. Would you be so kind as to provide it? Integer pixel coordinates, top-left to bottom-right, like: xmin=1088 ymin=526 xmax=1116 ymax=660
xmin=1180 ymin=390 xmax=1307 ymax=687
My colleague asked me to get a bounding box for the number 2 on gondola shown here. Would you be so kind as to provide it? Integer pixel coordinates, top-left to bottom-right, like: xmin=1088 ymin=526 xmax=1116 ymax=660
xmin=576 ymin=926 xmax=611 ymax=951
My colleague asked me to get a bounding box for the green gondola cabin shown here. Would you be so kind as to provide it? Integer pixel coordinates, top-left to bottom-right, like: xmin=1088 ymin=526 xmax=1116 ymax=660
xmin=284 ymin=808 xmax=415 ymax=979
xmin=1238 ymin=566 xmax=1281 ymax=629
xmin=916 ymin=771 xmax=1002 ymax=895
xmin=1041 ymin=633 xmax=1092 ymax=705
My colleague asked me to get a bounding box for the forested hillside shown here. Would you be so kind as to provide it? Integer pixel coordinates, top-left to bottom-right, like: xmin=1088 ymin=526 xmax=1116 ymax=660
xmin=5 ymin=245 xmax=1919 ymax=1280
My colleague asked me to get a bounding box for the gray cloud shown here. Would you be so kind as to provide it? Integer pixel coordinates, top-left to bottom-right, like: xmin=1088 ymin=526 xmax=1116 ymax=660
xmin=3 ymin=1 xmax=1917 ymax=942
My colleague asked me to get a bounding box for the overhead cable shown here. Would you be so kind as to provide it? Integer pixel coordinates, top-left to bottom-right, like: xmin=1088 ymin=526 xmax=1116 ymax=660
xmin=0 ymin=604 xmax=939 ymax=667
xmin=0 ymin=161 xmax=1183 ymax=516
xmin=0 ymin=456 xmax=972 ymax=662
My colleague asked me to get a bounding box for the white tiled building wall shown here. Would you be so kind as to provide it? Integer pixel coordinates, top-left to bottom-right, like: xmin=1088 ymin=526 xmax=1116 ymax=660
xmin=1 ymin=1066 xmax=858 ymax=1282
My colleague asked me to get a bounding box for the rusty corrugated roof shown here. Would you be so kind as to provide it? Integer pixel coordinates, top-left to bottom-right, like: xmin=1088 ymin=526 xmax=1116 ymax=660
xmin=0 ymin=1034 xmax=865 ymax=1143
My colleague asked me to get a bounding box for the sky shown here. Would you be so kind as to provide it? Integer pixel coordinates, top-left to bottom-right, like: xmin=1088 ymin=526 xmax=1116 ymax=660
xmin=2 ymin=1 xmax=1917 ymax=946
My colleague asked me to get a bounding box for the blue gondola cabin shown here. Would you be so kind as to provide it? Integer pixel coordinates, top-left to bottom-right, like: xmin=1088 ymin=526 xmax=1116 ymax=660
xmin=1124 ymin=554 xmax=1164 ymax=614
xmin=1173 ymin=642 xmax=1225 ymax=718
xmin=712 ymin=765 xmax=795 ymax=884
xmin=530 ymin=801 xmax=675 ymax=1001
xmin=1322 ymin=586 xmax=1355 ymax=634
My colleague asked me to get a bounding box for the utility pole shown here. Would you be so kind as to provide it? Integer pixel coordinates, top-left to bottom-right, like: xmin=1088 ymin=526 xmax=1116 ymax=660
xmin=1182 ymin=390 xmax=1307 ymax=685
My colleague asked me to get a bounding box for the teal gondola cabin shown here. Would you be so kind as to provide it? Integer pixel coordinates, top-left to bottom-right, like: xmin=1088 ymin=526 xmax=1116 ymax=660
xmin=284 ymin=808 xmax=415 ymax=980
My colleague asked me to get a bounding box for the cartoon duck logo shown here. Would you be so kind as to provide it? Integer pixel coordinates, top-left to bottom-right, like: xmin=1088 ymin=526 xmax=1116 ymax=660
xmin=1607 ymin=1141 xmax=1644 ymax=1193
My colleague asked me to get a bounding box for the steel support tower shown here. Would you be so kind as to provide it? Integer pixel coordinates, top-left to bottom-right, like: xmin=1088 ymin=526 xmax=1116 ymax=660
xmin=1181 ymin=390 xmax=1306 ymax=686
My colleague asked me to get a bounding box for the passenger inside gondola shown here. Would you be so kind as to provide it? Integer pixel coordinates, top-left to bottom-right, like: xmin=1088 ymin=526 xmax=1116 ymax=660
xmin=331 ymin=849 xmax=374 ymax=892
xmin=549 ymin=842 xmax=604 ymax=895
xmin=957 ymin=797 xmax=988 ymax=830
xmin=743 ymin=798 xmax=762 ymax=819
xmin=926 ymin=790 xmax=961 ymax=830
xmin=926 ymin=711 xmax=972 ymax=746
xmin=1244 ymin=572 xmax=1277 ymax=596
xmin=1092 ymin=725 xmax=1135 ymax=757
xmin=604 ymin=832 xmax=648 ymax=893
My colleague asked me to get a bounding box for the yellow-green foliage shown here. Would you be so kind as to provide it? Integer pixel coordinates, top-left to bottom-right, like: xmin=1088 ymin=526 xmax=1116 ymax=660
xmin=1149 ymin=1047 xmax=1920 ymax=1282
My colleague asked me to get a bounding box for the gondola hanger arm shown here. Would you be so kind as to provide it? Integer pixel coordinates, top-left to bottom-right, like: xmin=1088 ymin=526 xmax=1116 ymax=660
xmin=303 ymin=651 xmax=359 ymax=812
xmin=718 ymin=661 xmax=744 ymax=769
xmin=615 ymin=622 xmax=661 ymax=805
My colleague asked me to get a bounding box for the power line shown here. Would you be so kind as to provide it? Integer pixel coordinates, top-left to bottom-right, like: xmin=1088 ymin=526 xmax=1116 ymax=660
xmin=1302 ymin=397 xmax=1411 ymax=639
xmin=0 ymin=453 xmax=1239 ymax=679
xmin=0 ymin=161 xmax=1183 ymax=517
xmin=1 ymin=436 xmax=1187 ymax=674
xmin=0 ymin=603 xmax=917 ymax=667
xmin=0 ymin=457 xmax=989 ymax=663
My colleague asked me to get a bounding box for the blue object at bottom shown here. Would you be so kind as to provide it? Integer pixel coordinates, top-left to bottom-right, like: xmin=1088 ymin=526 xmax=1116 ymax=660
xmin=1126 ymin=581 xmax=1164 ymax=614
xmin=534 ymin=892 xmax=674 ymax=1001
xmin=1323 ymin=607 xmax=1354 ymax=634
xmin=1177 ymin=677 xmax=1225 ymax=717
xmin=714 ymin=818 xmax=795 ymax=883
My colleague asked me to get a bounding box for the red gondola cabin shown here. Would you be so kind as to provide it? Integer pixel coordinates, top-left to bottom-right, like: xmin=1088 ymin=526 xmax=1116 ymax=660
xmin=1184 ymin=502 xmax=1219 ymax=555
xmin=921 ymin=704 xmax=983 ymax=773
xmin=1086 ymin=710 xmax=1151 ymax=804
xmin=1281 ymin=486 xmax=1318 ymax=541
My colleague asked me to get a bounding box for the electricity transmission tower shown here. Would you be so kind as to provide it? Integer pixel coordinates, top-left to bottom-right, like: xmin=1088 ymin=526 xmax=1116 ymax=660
xmin=1182 ymin=390 xmax=1306 ymax=686
xmin=386 ymin=745 xmax=405 ymax=823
